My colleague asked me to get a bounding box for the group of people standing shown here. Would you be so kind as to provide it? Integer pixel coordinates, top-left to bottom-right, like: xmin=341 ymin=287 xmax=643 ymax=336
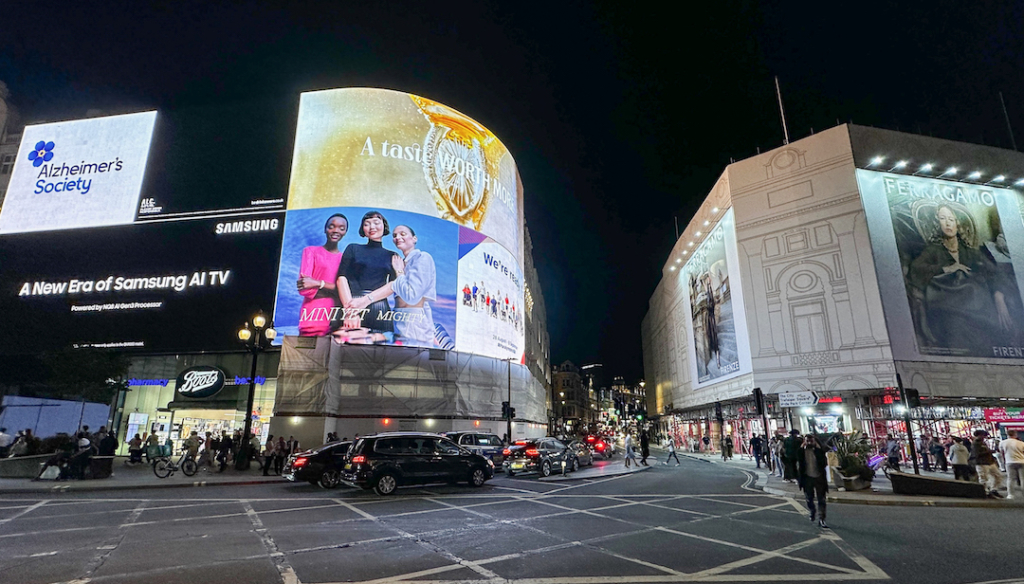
xmin=885 ymin=429 xmax=1024 ymax=498
xmin=296 ymin=211 xmax=437 ymax=347
xmin=460 ymin=282 xmax=522 ymax=332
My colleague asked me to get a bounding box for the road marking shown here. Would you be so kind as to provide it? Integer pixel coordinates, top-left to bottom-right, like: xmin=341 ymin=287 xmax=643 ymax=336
xmin=0 ymin=500 xmax=47 ymax=525
xmin=333 ymin=498 xmax=377 ymax=520
xmin=244 ymin=500 xmax=302 ymax=584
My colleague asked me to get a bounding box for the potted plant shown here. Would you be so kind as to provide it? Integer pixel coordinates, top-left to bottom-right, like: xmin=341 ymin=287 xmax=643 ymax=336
xmin=830 ymin=432 xmax=874 ymax=491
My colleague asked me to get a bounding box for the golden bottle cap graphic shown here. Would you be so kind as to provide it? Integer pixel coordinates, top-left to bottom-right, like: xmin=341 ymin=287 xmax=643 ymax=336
xmin=412 ymin=95 xmax=505 ymax=232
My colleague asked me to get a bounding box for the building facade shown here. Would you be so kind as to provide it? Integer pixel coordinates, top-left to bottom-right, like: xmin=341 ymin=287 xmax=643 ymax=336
xmin=643 ymin=124 xmax=1024 ymax=451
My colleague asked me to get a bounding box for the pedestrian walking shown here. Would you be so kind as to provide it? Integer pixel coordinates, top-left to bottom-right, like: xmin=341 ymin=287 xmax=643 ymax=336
xmin=664 ymin=436 xmax=680 ymax=466
xmin=721 ymin=435 xmax=734 ymax=461
xmin=949 ymin=437 xmax=971 ymax=480
xmin=782 ymin=429 xmax=801 ymax=481
xmin=929 ymin=436 xmax=948 ymax=473
xmin=750 ymin=434 xmax=764 ymax=469
xmin=701 ymin=435 xmax=710 ymax=453
xmin=639 ymin=431 xmax=650 ymax=466
xmin=274 ymin=436 xmax=287 ymax=475
xmin=0 ymin=427 xmax=12 ymax=458
xmin=917 ymin=434 xmax=932 ymax=471
xmin=197 ymin=431 xmax=214 ymax=470
xmin=262 ymin=435 xmax=277 ymax=476
xmin=999 ymin=429 xmax=1024 ymax=500
xmin=797 ymin=434 xmax=829 ymax=529
xmin=973 ymin=430 xmax=1004 ymax=497
xmin=770 ymin=434 xmax=784 ymax=477
xmin=624 ymin=433 xmax=636 ymax=468
xmin=217 ymin=431 xmax=233 ymax=473
xmin=183 ymin=431 xmax=201 ymax=463
xmin=885 ymin=434 xmax=902 ymax=472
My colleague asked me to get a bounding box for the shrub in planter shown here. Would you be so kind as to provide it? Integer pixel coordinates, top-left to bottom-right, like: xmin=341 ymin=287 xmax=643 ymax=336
xmin=832 ymin=432 xmax=874 ymax=482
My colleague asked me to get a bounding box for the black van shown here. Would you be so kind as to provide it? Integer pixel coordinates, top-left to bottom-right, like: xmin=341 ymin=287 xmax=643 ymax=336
xmin=340 ymin=432 xmax=494 ymax=495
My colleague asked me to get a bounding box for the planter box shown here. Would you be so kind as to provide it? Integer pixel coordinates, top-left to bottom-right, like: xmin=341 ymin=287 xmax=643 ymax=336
xmin=0 ymin=453 xmax=53 ymax=478
xmin=889 ymin=471 xmax=986 ymax=498
xmin=840 ymin=475 xmax=872 ymax=491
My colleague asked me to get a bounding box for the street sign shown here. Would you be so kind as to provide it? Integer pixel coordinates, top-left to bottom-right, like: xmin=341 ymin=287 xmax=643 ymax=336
xmin=778 ymin=391 xmax=818 ymax=408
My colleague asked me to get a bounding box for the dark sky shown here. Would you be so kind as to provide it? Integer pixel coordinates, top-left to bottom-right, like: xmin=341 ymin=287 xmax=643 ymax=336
xmin=2 ymin=1 xmax=1023 ymax=382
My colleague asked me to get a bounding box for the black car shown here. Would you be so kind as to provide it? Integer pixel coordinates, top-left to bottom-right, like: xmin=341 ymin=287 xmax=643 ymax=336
xmin=502 ymin=437 xmax=578 ymax=477
xmin=283 ymin=441 xmax=352 ymax=488
xmin=442 ymin=431 xmax=506 ymax=466
xmin=340 ymin=432 xmax=495 ymax=495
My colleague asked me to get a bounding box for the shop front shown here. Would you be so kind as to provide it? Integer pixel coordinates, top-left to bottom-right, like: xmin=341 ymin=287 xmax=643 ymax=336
xmin=116 ymin=353 xmax=279 ymax=454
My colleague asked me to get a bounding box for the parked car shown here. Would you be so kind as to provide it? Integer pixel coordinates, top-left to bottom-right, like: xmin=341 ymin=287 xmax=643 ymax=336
xmin=283 ymin=441 xmax=352 ymax=488
xmin=442 ymin=431 xmax=505 ymax=466
xmin=568 ymin=440 xmax=594 ymax=466
xmin=585 ymin=434 xmax=615 ymax=459
xmin=340 ymin=432 xmax=494 ymax=495
xmin=502 ymin=437 xmax=578 ymax=477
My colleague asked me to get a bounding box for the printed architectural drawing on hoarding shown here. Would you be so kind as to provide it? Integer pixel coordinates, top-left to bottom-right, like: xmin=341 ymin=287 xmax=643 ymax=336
xmin=858 ymin=170 xmax=1024 ymax=359
xmin=684 ymin=213 xmax=741 ymax=384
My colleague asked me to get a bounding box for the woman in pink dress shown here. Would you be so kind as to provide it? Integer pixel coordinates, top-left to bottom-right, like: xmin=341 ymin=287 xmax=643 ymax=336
xmin=296 ymin=213 xmax=348 ymax=336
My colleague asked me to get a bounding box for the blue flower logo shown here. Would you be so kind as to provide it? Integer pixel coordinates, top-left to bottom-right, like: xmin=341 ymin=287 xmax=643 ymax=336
xmin=28 ymin=141 xmax=55 ymax=167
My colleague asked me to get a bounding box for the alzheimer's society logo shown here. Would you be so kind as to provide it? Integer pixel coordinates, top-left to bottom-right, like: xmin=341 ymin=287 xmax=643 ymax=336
xmin=27 ymin=140 xmax=55 ymax=167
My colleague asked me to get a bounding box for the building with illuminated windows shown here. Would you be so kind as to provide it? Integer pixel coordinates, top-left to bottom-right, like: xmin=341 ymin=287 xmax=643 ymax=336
xmin=643 ymin=124 xmax=1024 ymax=450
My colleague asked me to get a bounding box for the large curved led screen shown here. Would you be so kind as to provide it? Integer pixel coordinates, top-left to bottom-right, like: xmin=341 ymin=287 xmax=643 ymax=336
xmin=273 ymin=88 xmax=525 ymax=362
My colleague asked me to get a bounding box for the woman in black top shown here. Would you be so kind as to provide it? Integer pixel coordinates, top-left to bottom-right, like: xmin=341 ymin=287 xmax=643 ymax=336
xmin=337 ymin=210 xmax=399 ymax=334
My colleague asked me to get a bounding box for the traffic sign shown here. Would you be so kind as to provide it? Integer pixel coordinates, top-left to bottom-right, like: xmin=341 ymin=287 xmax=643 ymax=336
xmin=778 ymin=391 xmax=818 ymax=408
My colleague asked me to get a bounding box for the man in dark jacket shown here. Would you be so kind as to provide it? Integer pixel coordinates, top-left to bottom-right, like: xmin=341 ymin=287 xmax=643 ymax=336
xmin=796 ymin=434 xmax=829 ymax=529
xmin=782 ymin=429 xmax=802 ymax=481
xmin=217 ymin=431 xmax=234 ymax=473
xmin=639 ymin=431 xmax=650 ymax=466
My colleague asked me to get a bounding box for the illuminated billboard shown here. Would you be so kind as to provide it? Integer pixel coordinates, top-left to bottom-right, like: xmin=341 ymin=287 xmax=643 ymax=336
xmin=679 ymin=210 xmax=750 ymax=386
xmin=0 ymin=214 xmax=283 ymax=353
xmin=858 ymin=170 xmax=1024 ymax=360
xmin=273 ymin=88 xmax=525 ymax=361
xmin=0 ymin=111 xmax=157 ymax=234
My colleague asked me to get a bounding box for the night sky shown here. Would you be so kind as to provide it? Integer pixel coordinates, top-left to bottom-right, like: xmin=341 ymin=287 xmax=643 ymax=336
xmin=2 ymin=1 xmax=1022 ymax=382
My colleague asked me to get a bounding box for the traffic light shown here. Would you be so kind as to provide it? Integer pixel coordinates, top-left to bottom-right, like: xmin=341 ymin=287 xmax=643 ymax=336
xmin=904 ymin=388 xmax=921 ymax=408
xmin=501 ymin=401 xmax=510 ymax=420
xmin=509 ymin=407 xmax=516 ymax=420
xmin=752 ymin=387 xmax=765 ymax=416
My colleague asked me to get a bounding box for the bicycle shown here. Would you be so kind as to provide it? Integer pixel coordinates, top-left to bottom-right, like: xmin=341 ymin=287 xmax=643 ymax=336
xmin=153 ymin=450 xmax=199 ymax=478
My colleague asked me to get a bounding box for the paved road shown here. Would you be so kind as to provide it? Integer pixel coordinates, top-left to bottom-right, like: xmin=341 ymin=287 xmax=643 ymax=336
xmin=0 ymin=458 xmax=1021 ymax=584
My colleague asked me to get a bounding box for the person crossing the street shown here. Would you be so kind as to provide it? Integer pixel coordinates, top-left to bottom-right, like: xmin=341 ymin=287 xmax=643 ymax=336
xmin=797 ymin=433 xmax=829 ymax=529
xmin=664 ymin=435 xmax=680 ymax=466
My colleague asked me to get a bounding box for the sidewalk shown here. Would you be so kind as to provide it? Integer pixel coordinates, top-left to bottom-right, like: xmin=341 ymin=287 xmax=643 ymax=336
xmin=676 ymin=450 xmax=1024 ymax=508
xmin=0 ymin=457 xmax=283 ymax=494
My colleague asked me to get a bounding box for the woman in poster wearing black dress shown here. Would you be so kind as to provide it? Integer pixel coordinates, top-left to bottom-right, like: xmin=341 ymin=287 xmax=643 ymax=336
xmin=336 ymin=211 xmax=398 ymax=336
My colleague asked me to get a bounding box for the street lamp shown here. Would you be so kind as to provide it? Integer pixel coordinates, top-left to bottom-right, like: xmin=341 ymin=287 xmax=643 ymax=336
xmin=235 ymin=312 xmax=276 ymax=470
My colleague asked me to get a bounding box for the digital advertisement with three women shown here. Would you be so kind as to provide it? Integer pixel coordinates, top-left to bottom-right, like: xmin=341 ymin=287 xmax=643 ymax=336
xmin=271 ymin=88 xmax=526 ymax=363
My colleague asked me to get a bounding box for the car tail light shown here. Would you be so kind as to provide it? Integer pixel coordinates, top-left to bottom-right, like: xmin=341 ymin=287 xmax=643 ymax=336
xmin=351 ymin=455 xmax=366 ymax=464
xmin=502 ymin=448 xmax=511 ymax=456
xmin=293 ymin=457 xmax=308 ymax=467
xmin=515 ymin=440 xmax=528 ymax=445
xmin=526 ymin=449 xmax=540 ymax=457
xmin=595 ymin=442 xmax=606 ymax=451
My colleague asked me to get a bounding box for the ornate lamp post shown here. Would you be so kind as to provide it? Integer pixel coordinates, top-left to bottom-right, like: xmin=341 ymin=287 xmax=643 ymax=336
xmin=235 ymin=313 xmax=275 ymax=470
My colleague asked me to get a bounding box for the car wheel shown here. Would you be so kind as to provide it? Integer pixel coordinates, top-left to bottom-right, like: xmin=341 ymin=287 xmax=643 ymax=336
xmin=373 ymin=472 xmax=398 ymax=496
xmin=571 ymin=458 xmax=579 ymax=472
xmin=540 ymin=460 xmax=552 ymax=477
xmin=318 ymin=469 xmax=340 ymax=489
xmin=469 ymin=467 xmax=487 ymax=487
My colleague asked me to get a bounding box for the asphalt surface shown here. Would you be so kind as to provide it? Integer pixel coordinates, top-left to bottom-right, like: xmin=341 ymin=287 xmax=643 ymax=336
xmin=0 ymin=458 xmax=1022 ymax=584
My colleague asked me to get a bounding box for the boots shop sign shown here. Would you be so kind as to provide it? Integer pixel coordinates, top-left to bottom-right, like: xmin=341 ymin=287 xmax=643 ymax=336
xmin=175 ymin=366 xmax=226 ymax=399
